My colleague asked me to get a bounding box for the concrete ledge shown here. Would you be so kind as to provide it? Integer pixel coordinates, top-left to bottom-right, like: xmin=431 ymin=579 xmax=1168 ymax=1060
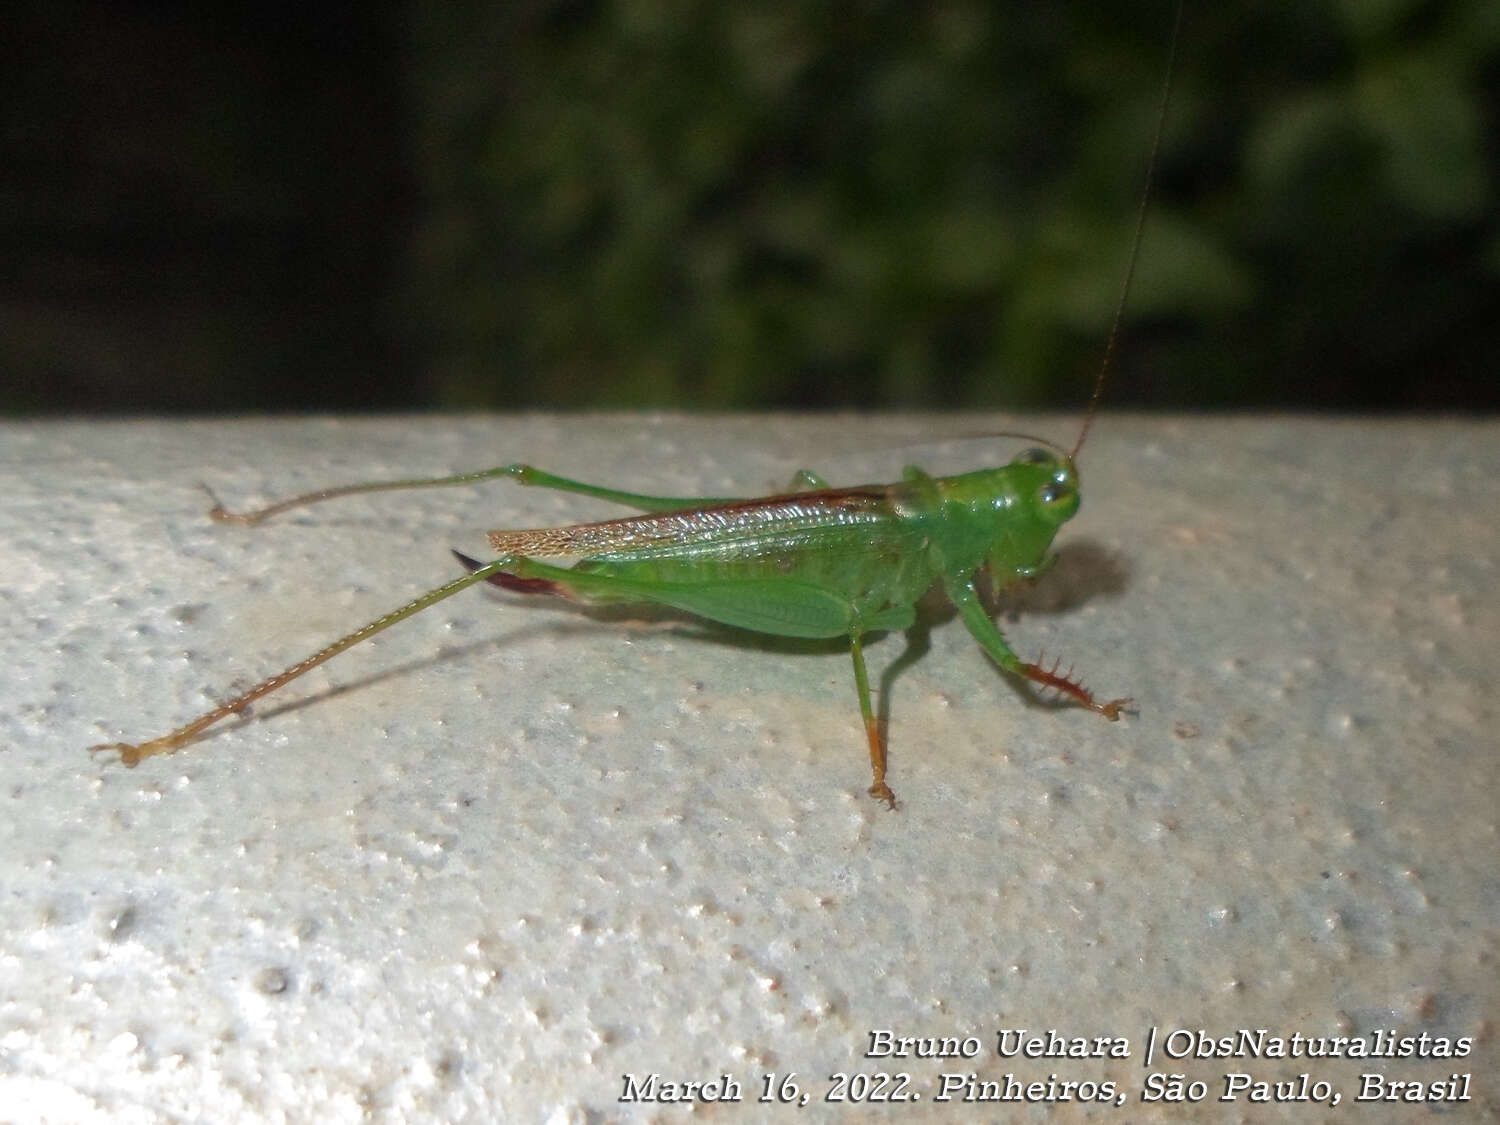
xmin=3 ymin=414 xmax=1496 ymax=1120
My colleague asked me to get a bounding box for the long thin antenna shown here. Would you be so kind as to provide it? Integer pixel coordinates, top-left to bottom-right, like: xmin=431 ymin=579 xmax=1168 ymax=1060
xmin=1072 ymin=0 xmax=1183 ymax=460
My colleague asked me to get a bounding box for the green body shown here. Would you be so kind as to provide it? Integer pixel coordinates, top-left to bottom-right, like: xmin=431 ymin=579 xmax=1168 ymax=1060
xmin=500 ymin=452 xmax=1079 ymax=650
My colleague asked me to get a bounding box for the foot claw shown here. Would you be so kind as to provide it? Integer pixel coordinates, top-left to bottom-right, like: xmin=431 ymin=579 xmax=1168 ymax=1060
xmin=868 ymin=781 xmax=899 ymax=810
xmin=88 ymin=742 xmax=143 ymax=768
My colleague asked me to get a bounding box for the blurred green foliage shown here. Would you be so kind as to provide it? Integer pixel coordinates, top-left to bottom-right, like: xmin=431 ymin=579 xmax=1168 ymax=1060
xmin=405 ymin=0 xmax=1499 ymax=409
xmin=3 ymin=0 xmax=1497 ymax=412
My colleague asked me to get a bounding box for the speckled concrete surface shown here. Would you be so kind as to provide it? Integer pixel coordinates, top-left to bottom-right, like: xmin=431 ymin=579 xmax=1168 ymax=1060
xmin=2 ymin=415 xmax=1496 ymax=1123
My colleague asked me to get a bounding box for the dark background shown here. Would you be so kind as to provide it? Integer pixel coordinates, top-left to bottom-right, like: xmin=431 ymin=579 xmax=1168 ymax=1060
xmin=5 ymin=0 xmax=1497 ymax=415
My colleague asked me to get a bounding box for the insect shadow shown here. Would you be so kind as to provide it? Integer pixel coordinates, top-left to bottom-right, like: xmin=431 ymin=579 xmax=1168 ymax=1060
xmin=224 ymin=620 xmax=610 ymax=728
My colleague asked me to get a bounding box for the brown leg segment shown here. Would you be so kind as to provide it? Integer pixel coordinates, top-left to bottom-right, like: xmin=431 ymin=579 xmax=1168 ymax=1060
xmin=850 ymin=634 xmax=897 ymax=808
xmin=1022 ymin=652 xmax=1133 ymax=720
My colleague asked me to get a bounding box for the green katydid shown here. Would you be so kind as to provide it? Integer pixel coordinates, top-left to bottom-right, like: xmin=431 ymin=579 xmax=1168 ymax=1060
xmin=89 ymin=13 xmax=1178 ymax=807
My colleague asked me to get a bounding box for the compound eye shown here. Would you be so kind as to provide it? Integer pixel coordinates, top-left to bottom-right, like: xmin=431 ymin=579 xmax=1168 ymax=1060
xmin=1040 ymin=481 xmax=1073 ymax=506
xmin=1017 ymin=447 xmax=1052 ymax=465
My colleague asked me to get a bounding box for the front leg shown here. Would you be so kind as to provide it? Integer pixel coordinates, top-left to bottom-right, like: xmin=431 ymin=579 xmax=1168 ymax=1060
xmin=946 ymin=576 xmax=1131 ymax=719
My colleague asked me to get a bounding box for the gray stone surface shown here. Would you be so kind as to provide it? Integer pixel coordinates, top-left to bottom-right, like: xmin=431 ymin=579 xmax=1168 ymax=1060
xmin=2 ymin=415 xmax=1496 ymax=1121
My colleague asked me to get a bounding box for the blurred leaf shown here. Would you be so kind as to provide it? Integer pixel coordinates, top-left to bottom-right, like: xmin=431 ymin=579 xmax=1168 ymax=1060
xmin=1354 ymin=54 xmax=1485 ymax=221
